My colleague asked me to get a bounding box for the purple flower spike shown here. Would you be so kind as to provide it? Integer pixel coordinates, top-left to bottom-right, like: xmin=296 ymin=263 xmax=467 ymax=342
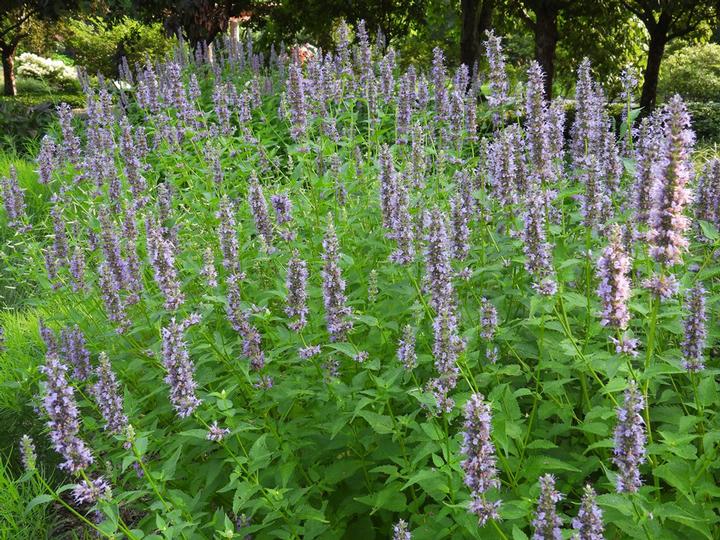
xmin=596 ymin=224 xmax=632 ymax=330
xmin=648 ymin=95 xmax=695 ymax=266
xmin=40 ymin=352 xmax=93 ymax=473
xmin=571 ymin=484 xmax=604 ymax=540
xmin=681 ymin=282 xmax=707 ymax=372
xmin=532 ymin=474 xmax=563 ymax=540
xmin=461 ymin=393 xmax=501 ymax=526
xmin=613 ymin=380 xmax=646 ymax=493
xmin=285 ymin=250 xmax=309 ymax=331
xmin=91 ymin=352 xmax=128 ymax=435
xmin=161 ymin=315 xmax=202 ymax=418
xmin=392 ymin=519 xmax=412 ymax=540
xmin=321 ymin=218 xmax=353 ymax=342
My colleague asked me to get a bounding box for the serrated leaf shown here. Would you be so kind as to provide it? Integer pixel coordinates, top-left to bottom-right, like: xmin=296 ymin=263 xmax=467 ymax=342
xmin=357 ymin=410 xmax=394 ymax=434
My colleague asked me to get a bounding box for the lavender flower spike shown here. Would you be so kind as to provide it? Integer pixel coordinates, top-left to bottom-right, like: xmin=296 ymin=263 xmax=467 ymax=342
xmin=424 ymin=208 xmax=454 ymax=312
xmin=532 ymin=474 xmax=563 ymax=540
xmin=397 ymin=325 xmax=417 ymax=369
xmin=91 ymin=352 xmax=128 ymax=435
xmin=248 ymin=172 xmax=274 ymax=251
xmin=271 ymin=193 xmax=293 ymax=225
xmin=226 ymin=275 xmax=266 ymax=371
xmin=480 ymin=298 xmax=498 ymax=340
xmin=1 ymin=166 xmax=29 ymax=230
xmin=612 ymin=380 xmax=646 ymax=493
xmin=217 ymin=196 xmax=240 ymax=274
xmin=392 ymin=519 xmax=412 ymax=540
xmin=321 ymin=218 xmax=353 ymax=342
xmin=60 ymin=325 xmax=92 ymax=380
xmin=146 ymin=215 xmax=184 ymax=311
xmin=161 ymin=314 xmax=202 ymax=417
xmin=596 ymin=224 xmax=632 ymax=330
xmin=20 ymin=435 xmax=37 ymax=471
xmin=571 ymin=484 xmax=604 ymax=540
xmin=681 ymin=282 xmax=707 ymax=372
xmin=484 ymin=30 xmax=509 ymax=110
xmin=201 ymin=247 xmax=218 ymax=288
xmin=648 ymin=95 xmax=695 ymax=266
xmin=73 ymin=477 xmax=112 ymax=505
xmin=40 ymin=352 xmax=93 ymax=473
xmin=287 ymin=63 xmax=307 ymax=140
xmin=521 ymin=190 xmax=556 ymax=294
xmin=461 ymin=393 xmax=501 ymax=526
xmin=285 ymin=250 xmax=309 ymax=331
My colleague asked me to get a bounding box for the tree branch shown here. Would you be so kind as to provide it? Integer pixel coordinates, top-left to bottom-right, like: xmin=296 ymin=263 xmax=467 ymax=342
xmin=516 ymin=7 xmax=536 ymax=30
xmin=0 ymin=8 xmax=38 ymax=41
xmin=620 ymin=0 xmax=654 ymax=27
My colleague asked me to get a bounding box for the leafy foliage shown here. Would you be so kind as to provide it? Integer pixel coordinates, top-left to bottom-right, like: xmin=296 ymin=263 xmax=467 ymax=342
xmin=64 ymin=16 xmax=175 ymax=78
xmin=659 ymin=43 xmax=720 ymax=103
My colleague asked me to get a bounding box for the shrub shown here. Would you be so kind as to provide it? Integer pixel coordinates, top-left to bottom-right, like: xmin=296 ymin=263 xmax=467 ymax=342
xmin=687 ymin=101 xmax=720 ymax=142
xmin=15 ymin=53 xmax=79 ymax=92
xmin=658 ymin=43 xmax=720 ymax=102
xmin=64 ymin=16 xmax=174 ymax=77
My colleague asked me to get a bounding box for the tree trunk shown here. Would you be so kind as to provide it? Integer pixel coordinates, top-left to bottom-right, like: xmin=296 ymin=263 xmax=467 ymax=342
xmin=533 ymin=5 xmax=559 ymax=100
xmin=461 ymin=0 xmax=495 ymax=78
xmin=1 ymin=47 xmax=16 ymax=97
xmin=460 ymin=0 xmax=480 ymax=69
xmin=640 ymin=30 xmax=666 ymax=111
xmin=477 ymin=0 xmax=494 ymax=40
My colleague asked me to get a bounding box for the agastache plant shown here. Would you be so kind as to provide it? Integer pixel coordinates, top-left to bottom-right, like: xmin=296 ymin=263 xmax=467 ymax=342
xmin=532 ymin=474 xmax=563 ymax=540
xmin=461 ymin=393 xmax=501 ymax=525
xmin=596 ymin=224 xmax=632 ymax=330
xmin=6 ymin=22 xmax=719 ymax=539
xmin=161 ymin=314 xmax=202 ymax=417
xmin=321 ymin=218 xmax=353 ymax=342
xmin=648 ymin=95 xmax=694 ymax=266
xmin=681 ymin=282 xmax=707 ymax=372
xmin=40 ymin=351 xmax=94 ymax=473
xmin=285 ymin=250 xmax=309 ymax=331
xmin=91 ymin=352 xmax=128 ymax=435
xmin=571 ymin=485 xmax=605 ymax=540
xmin=613 ymin=380 xmax=646 ymax=493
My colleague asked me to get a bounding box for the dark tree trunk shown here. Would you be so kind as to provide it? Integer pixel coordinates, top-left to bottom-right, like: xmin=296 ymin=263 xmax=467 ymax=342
xmin=640 ymin=31 xmax=667 ymax=111
xmin=460 ymin=0 xmax=495 ymax=73
xmin=533 ymin=5 xmax=559 ymax=100
xmin=1 ymin=47 xmax=16 ymax=97
xmin=460 ymin=0 xmax=480 ymax=69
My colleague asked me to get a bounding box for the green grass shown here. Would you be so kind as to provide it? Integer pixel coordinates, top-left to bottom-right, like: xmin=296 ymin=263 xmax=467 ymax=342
xmin=0 ymin=305 xmax=74 ymax=539
xmin=0 ymin=152 xmax=55 ymax=308
xmin=0 ymin=305 xmax=61 ymax=540
xmin=0 ymin=455 xmax=55 ymax=540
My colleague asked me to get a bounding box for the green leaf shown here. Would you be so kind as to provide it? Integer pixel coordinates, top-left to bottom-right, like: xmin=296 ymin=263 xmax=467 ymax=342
xmin=654 ymin=502 xmax=713 ymax=540
xmin=25 ymin=494 xmax=53 ymax=514
xmin=402 ymin=469 xmax=448 ymax=502
xmin=357 ymin=410 xmax=394 ymax=435
xmin=654 ymin=461 xmax=693 ymax=501
xmin=355 ymin=482 xmax=407 ymax=513
xmin=526 ymin=440 xmax=558 ymax=450
xmin=698 ymin=220 xmax=719 ymax=241
xmin=326 ymin=342 xmax=357 ymax=359
xmin=249 ymin=434 xmax=273 ymax=471
xmin=697 ymin=377 xmax=717 ymax=407
xmin=162 ymin=446 xmax=182 ymax=481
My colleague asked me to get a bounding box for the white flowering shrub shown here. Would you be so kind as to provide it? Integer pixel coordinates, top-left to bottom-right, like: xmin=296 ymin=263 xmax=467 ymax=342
xmin=16 ymin=53 xmax=78 ymax=88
